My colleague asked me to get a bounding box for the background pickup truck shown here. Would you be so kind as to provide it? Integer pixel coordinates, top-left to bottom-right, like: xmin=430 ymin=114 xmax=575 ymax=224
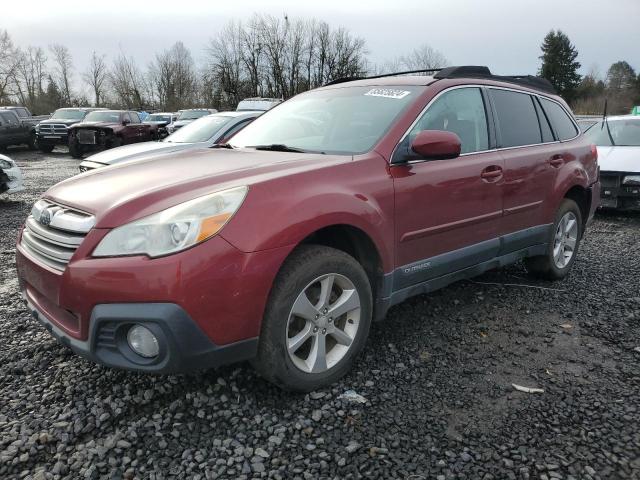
xmin=0 ymin=107 xmax=50 ymax=150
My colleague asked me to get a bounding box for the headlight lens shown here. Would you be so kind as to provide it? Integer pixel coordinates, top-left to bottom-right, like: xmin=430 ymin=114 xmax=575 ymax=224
xmin=0 ymin=159 xmax=13 ymax=169
xmin=93 ymin=186 xmax=248 ymax=258
xmin=623 ymin=175 xmax=640 ymax=186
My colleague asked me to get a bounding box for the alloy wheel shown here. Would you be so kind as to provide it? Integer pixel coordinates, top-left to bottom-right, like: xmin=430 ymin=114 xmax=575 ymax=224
xmin=286 ymin=273 xmax=361 ymax=373
xmin=553 ymin=211 xmax=578 ymax=268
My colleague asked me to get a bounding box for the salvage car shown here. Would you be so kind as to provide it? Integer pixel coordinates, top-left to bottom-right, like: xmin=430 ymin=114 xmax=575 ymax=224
xmin=143 ymin=112 xmax=177 ymax=139
xmin=585 ymin=115 xmax=640 ymax=210
xmin=167 ymin=109 xmax=217 ymax=134
xmin=79 ymin=111 xmax=261 ymax=172
xmin=67 ymin=110 xmax=158 ymax=159
xmin=0 ymin=154 xmax=24 ymax=194
xmin=16 ymin=66 xmax=599 ymax=391
xmin=35 ymin=107 xmax=103 ymax=153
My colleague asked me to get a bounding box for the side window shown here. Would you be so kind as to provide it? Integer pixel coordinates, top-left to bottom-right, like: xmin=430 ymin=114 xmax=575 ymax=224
xmin=221 ymin=119 xmax=252 ymax=141
xmin=533 ymin=98 xmax=555 ymax=143
xmin=15 ymin=108 xmax=28 ymax=118
xmin=405 ymin=87 xmax=489 ymax=156
xmin=490 ymin=89 xmax=541 ymax=148
xmin=129 ymin=112 xmax=141 ymax=124
xmin=539 ymin=98 xmax=579 ymax=141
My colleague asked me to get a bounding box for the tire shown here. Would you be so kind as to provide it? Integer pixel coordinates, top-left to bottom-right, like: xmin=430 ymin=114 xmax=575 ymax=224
xmin=39 ymin=144 xmax=55 ymax=153
xmin=27 ymin=132 xmax=37 ymax=150
xmin=110 ymin=136 xmax=122 ymax=149
xmin=69 ymin=141 xmax=84 ymax=159
xmin=525 ymin=198 xmax=582 ymax=280
xmin=252 ymin=245 xmax=372 ymax=392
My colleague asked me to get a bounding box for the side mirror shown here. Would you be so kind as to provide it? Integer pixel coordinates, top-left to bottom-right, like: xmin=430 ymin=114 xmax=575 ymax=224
xmin=409 ymin=130 xmax=461 ymax=161
xmin=122 ymin=119 xmax=130 ymax=126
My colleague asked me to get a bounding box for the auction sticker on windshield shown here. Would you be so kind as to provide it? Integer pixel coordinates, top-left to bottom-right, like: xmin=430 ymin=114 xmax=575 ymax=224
xmin=364 ymin=88 xmax=411 ymax=99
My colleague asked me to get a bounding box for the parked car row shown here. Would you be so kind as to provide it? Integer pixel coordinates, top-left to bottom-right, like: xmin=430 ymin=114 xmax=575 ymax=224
xmin=0 ymin=106 xmax=49 ymax=151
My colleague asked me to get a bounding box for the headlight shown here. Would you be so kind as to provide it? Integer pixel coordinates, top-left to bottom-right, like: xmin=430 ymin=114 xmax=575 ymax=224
xmin=623 ymin=175 xmax=640 ymax=186
xmin=0 ymin=159 xmax=13 ymax=169
xmin=93 ymin=186 xmax=248 ymax=258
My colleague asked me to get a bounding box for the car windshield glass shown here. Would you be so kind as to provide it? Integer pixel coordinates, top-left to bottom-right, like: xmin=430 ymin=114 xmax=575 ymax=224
xmin=164 ymin=115 xmax=233 ymax=143
xmin=84 ymin=111 xmax=121 ymax=122
xmin=146 ymin=114 xmax=171 ymax=122
xmin=229 ymin=86 xmax=423 ymax=154
xmin=178 ymin=110 xmax=209 ymax=120
xmin=585 ymin=119 xmax=640 ymax=146
xmin=51 ymin=109 xmax=86 ymax=120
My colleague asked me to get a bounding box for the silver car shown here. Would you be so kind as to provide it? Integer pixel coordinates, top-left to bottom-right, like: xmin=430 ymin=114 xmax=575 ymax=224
xmin=78 ymin=111 xmax=262 ymax=172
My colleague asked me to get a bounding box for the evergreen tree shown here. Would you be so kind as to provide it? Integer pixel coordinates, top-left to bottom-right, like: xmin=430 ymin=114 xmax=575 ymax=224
xmin=539 ymin=30 xmax=581 ymax=102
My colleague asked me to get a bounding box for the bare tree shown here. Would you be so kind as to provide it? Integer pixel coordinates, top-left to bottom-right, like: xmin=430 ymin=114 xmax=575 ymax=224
xmin=206 ymin=20 xmax=245 ymax=107
xmin=150 ymin=42 xmax=197 ymax=111
xmin=0 ymin=30 xmax=20 ymax=104
xmin=83 ymin=51 xmax=108 ymax=106
xmin=12 ymin=46 xmax=48 ymax=111
xmin=110 ymin=53 xmax=149 ymax=109
xmin=399 ymin=44 xmax=448 ymax=72
xmin=49 ymin=43 xmax=74 ymax=104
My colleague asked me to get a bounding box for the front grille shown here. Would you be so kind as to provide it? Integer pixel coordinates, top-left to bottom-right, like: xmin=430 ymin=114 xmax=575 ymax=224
xmin=600 ymin=175 xmax=621 ymax=188
xmin=77 ymin=129 xmax=96 ymax=144
xmin=38 ymin=124 xmax=68 ymax=136
xmin=20 ymin=200 xmax=95 ymax=271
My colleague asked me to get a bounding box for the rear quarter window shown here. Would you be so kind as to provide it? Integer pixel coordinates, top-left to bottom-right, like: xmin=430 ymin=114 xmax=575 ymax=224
xmin=490 ymin=89 xmax=541 ymax=148
xmin=540 ymin=98 xmax=578 ymax=141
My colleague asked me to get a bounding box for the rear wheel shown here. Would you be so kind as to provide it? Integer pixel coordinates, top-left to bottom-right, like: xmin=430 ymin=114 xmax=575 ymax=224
xmin=525 ymin=199 xmax=582 ymax=280
xmin=253 ymin=245 xmax=372 ymax=391
xmin=110 ymin=136 xmax=122 ymax=149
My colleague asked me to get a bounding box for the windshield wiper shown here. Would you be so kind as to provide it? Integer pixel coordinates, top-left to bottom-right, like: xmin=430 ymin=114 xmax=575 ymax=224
xmin=249 ymin=144 xmax=308 ymax=153
xmin=211 ymin=143 xmax=234 ymax=149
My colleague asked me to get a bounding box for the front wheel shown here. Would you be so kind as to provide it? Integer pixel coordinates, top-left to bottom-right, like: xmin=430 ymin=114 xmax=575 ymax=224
xmin=27 ymin=132 xmax=37 ymax=150
xmin=39 ymin=144 xmax=55 ymax=153
xmin=68 ymin=140 xmax=84 ymax=159
xmin=525 ymin=199 xmax=582 ymax=280
xmin=253 ymin=245 xmax=372 ymax=391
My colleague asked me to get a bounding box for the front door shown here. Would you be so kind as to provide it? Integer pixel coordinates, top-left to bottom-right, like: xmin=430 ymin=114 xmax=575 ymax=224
xmin=391 ymin=86 xmax=504 ymax=290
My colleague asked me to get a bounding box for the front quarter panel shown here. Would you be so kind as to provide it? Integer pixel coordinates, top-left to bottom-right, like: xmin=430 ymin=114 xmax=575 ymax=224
xmin=220 ymin=153 xmax=395 ymax=272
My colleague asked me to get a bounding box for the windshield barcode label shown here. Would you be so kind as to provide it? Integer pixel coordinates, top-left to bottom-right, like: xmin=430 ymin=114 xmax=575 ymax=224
xmin=364 ymin=88 xmax=411 ymax=99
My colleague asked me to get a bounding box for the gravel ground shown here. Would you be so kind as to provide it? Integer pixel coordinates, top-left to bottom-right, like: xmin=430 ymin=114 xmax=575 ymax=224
xmin=1 ymin=147 xmax=639 ymax=480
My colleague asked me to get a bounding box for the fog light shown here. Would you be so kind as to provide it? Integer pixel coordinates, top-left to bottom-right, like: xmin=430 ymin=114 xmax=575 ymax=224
xmin=127 ymin=325 xmax=159 ymax=358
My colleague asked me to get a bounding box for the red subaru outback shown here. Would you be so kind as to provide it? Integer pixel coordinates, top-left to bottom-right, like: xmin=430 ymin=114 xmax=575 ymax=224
xmin=16 ymin=66 xmax=599 ymax=391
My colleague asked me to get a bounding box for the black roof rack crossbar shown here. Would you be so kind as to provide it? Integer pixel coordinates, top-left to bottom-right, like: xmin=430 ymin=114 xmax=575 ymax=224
xmin=324 ymin=68 xmax=442 ymax=86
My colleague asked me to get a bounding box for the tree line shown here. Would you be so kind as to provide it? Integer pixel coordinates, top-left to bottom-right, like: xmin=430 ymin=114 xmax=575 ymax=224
xmin=0 ymin=18 xmax=637 ymax=116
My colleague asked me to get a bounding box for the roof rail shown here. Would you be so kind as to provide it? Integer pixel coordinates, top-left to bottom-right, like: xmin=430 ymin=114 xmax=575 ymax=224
xmin=324 ymin=65 xmax=557 ymax=94
xmin=434 ymin=66 xmax=556 ymax=94
xmin=324 ymin=68 xmax=442 ymax=86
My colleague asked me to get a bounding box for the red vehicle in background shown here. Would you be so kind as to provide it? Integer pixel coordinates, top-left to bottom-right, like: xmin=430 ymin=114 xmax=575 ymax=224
xmin=67 ymin=110 xmax=159 ymax=158
xmin=16 ymin=66 xmax=599 ymax=391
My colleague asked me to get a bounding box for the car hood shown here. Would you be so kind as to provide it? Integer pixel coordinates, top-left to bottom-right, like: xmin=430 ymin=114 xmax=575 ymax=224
xmin=70 ymin=121 xmax=118 ymax=129
xmin=598 ymin=146 xmax=640 ymax=173
xmin=45 ymin=148 xmax=348 ymax=228
xmin=38 ymin=118 xmax=81 ymax=126
xmin=83 ymin=141 xmax=194 ymax=165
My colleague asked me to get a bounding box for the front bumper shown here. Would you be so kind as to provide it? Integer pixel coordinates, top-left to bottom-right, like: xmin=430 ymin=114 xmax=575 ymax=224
xmin=22 ymin=296 xmax=257 ymax=373
xmin=16 ymin=231 xmax=292 ymax=372
xmin=36 ymin=133 xmax=69 ymax=146
xmin=599 ymin=172 xmax=640 ymax=210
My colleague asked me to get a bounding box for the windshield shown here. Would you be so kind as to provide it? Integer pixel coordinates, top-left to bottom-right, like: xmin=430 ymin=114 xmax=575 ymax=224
xmin=51 ymin=109 xmax=86 ymax=120
xmin=229 ymin=86 xmax=423 ymax=154
xmin=146 ymin=114 xmax=171 ymax=122
xmin=164 ymin=115 xmax=233 ymax=143
xmin=84 ymin=111 xmax=121 ymax=123
xmin=178 ymin=110 xmax=209 ymax=120
xmin=585 ymin=119 xmax=640 ymax=146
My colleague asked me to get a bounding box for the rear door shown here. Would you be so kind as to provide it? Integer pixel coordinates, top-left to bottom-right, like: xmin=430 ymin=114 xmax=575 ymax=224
xmin=391 ymin=86 xmax=504 ymax=290
xmin=490 ymin=88 xmax=559 ymax=245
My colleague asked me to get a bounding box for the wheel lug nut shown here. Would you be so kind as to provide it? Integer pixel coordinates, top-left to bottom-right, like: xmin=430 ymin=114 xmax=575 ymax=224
xmin=323 ymin=308 xmax=328 ymax=314
xmin=322 ymin=328 xmax=326 ymax=334
xmin=328 ymin=318 xmax=333 ymax=323
xmin=313 ymin=327 xmax=318 ymax=333
xmin=315 ymin=314 xmax=319 ymax=319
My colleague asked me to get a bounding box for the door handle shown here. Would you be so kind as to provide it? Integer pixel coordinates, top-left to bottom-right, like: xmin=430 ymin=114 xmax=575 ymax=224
xmin=480 ymin=165 xmax=503 ymax=181
xmin=548 ymin=155 xmax=564 ymax=168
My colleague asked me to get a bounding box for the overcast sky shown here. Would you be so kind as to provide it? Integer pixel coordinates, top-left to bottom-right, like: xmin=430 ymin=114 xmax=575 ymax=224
xmin=2 ymin=0 xmax=638 ymax=94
